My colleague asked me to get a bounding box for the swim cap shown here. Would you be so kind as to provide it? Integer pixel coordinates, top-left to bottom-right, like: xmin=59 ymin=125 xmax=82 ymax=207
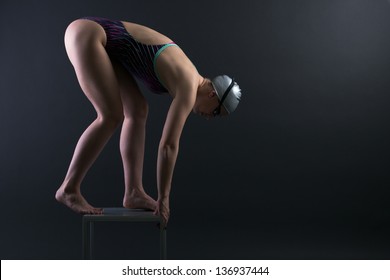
xmin=211 ymin=75 xmax=242 ymax=114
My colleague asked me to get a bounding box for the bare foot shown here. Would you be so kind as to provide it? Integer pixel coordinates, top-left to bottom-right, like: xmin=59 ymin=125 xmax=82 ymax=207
xmin=55 ymin=188 xmax=102 ymax=214
xmin=123 ymin=189 xmax=157 ymax=211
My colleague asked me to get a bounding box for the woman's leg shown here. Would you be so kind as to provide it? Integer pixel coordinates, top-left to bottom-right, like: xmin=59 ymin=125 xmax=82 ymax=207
xmin=112 ymin=62 xmax=156 ymax=210
xmin=56 ymin=19 xmax=124 ymax=214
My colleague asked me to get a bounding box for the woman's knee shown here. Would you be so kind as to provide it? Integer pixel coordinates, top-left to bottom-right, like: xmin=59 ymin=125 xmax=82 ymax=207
xmin=97 ymin=110 xmax=124 ymax=128
xmin=125 ymin=99 xmax=149 ymax=123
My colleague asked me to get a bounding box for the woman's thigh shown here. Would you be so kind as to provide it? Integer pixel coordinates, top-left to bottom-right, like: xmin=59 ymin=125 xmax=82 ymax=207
xmin=64 ymin=19 xmax=123 ymax=119
xmin=112 ymin=61 xmax=148 ymax=120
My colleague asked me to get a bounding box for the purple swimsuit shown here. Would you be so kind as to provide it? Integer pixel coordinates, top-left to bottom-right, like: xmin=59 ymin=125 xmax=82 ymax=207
xmin=82 ymin=16 xmax=178 ymax=94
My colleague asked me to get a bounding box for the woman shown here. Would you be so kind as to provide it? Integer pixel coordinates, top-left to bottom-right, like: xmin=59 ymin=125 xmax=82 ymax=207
xmin=55 ymin=17 xmax=242 ymax=226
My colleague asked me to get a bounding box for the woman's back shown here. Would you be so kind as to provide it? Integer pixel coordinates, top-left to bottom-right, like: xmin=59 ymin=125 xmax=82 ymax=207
xmin=121 ymin=21 xmax=173 ymax=45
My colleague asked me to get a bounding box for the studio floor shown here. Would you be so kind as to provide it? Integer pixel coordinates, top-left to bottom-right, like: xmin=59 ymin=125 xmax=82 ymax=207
xmin=1 ymin=209 xmax=389 ymax=260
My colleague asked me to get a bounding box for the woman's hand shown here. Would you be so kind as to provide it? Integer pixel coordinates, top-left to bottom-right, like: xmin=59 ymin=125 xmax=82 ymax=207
xmin=154 ymin=198 xmax=170 ymax=227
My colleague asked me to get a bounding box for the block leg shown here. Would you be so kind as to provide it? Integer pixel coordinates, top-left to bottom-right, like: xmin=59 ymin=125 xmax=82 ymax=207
xmin=82 ymin=217 xmax=94 ymax=259
xmin=82 ymin=217 xmax=90 ymax=259
xmin=89 ymin=221 xmax=94 ymax=259
xmin=160 ymin=226 xmax=167 ymax=260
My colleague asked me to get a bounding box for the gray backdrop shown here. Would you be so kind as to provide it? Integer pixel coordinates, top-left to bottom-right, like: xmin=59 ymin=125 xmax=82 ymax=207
xmin=1 ymin=0 xmax=389 ymax=259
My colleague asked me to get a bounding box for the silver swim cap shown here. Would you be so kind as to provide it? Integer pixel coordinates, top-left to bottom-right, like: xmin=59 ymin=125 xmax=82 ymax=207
xmin=211 ymin=75 xmax=242 ymax=114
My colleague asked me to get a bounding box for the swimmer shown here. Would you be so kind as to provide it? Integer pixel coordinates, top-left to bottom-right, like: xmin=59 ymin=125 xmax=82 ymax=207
xmin=55 ymin=17 xmax=242 ymax=226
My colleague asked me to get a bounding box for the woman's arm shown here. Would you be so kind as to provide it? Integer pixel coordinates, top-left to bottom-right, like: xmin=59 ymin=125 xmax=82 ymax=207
xmin=154 ymin=79 xmax=196 ymax=226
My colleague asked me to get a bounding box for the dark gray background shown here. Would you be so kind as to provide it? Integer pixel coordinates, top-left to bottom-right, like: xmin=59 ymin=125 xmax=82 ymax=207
xmin=1 ymin=0 xmax=389 ymax=259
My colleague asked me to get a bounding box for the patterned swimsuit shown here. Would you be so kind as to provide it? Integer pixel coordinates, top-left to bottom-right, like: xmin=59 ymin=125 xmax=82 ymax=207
xmin=82 ymin=16 xmax=179 ymax=94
